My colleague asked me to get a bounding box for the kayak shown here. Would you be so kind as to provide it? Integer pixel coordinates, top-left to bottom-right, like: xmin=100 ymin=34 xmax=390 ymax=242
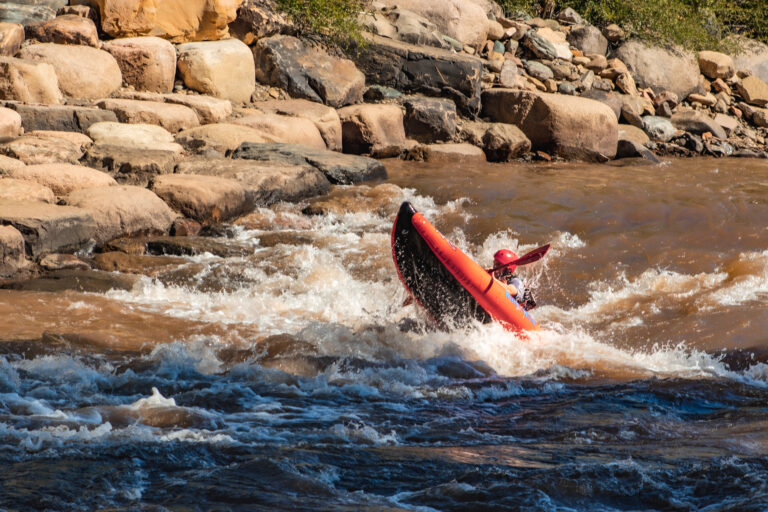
xmin=391 ymin=201 xmax=538 ymax=332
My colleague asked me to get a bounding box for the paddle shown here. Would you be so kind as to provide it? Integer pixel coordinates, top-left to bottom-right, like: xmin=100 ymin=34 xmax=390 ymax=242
xmin=487 ymin=244 xmax=551 ymax=274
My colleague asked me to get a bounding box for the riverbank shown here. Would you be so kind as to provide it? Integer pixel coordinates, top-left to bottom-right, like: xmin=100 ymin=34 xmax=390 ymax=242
xmin=1 ymin=0 xmax=768 ymax=280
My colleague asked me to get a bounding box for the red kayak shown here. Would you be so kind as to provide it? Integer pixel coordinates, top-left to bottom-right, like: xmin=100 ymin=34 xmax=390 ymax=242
xmin=391 ymin=201 xmax=538 ymax=332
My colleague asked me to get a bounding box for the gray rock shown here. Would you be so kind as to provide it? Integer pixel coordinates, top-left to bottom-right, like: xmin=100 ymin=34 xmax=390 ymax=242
xmin=578 ymin=69 xmax=595 ymax=91
xmin=670 ymin=110 xmax=727 ymax=139
xmin=558 ymin=82 xmax=576 ymax=95
xmin=6 ymin=103 xmax=118 ymax=133
xmin=442 ymin=35 xmax=463 ymax=52
xmin=402 ymin=96 xmax=457 ymax=143
xmin=493 ymin=40 xmax=505 ymax=54
xmin=556 ymin=7 xmax=584 ymax=25
xmin=387 ymin=8 xmax=448 ymax=49
xmin=505 ymin=39 xmax=519 ymax=54
xmin=616 ymin=139 xmax=659 ymax=162
xmin=580 ymin=89 xmax=622 ymax=119
xmin=567 ymin=25 xmax=608 ymax=56
xmin=525 ymin=60 xmax=554 ymax=81
xmin=523 ymin=30 xmax=558 ymax=60
xmin=614 ymin=41 xmax=699 ymax=98
xmin=499 ymin=60 xmax=519 ymax=88
xmin=642 ymin=115 xmax=676 ymax=142
xmin=0 ymin=1 xmax=65 ymax=25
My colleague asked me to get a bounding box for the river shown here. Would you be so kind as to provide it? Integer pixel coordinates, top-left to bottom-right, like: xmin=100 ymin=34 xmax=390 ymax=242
xmin=1 ymin=157 xmax=767 ymax=511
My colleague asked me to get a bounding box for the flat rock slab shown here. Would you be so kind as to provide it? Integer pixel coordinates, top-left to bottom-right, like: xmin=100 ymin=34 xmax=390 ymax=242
xmin=82 ymin=144 xmax=180 ymax=186
xmin=232 ymin=142 xmax=387 ymax=185
xmin=0 ymin=135 xmax=83 ymax=164
xmin=0 ymin=177 xmax=55 ymax=203
xmin=232 ymin=112 xmax=326 ymax=150
xmin=7 ymin=163 xmax=116 ymax=196
xmin=87 ymin=122 xmax=182 ymax=153
xmin=96 ymin=99 xmax=200 ymax=133
xmin=0 ymin=199 xmax=97 ymax=258
xmin=92 ymin=251 xmax=188 ymax=276
xmin=6 ymin=103 xmax=117 ymax=133
xmin=150 ymin=174 xmax=251 ymax=224
xmin=0 ymin=268 xmax=139 ymax=293
xmin=176 ymin=123 xmax=267 ymax=154
xmin=413 ymin=143 xmax=486 ymax=162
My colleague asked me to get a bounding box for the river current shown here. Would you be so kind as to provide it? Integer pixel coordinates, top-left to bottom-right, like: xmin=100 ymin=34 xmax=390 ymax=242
xmin=1 ymin=157 xmax=768 ymax=511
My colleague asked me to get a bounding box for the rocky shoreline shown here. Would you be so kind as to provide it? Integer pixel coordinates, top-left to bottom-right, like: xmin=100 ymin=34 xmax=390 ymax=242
xmin=1 ymin=0 xmax=768 ymax=281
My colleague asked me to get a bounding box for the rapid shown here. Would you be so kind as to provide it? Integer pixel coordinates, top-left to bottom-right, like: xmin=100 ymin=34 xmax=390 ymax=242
xmin=1 ymin=157 xmax=768 ymax=511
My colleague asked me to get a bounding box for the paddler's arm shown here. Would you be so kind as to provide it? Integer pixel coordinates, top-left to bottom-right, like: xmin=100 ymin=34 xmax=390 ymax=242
xmin=494 ymin=277 xmax=519 ymax=297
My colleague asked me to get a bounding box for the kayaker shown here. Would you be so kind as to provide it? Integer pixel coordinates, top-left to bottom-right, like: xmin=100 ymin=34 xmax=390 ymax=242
xmin=492 ymin=249 xmax=537 ymax=310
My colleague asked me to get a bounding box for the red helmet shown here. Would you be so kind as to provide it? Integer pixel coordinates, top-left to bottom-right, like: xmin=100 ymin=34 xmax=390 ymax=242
xmin=493 ymin=249 xmax=518 ymax=273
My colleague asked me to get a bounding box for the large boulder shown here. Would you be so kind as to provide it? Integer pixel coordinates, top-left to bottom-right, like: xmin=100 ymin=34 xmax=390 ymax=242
xmin=0 ymin=22 xmax=25 ymax=57
xmin=0 ymin=200 xmax=97 ymax=258
xmin=0 ymin=56 xmax=62 ymax=104
xmin=0 ymin=134 xmax=83 ymax=164
xmin=0 ymin=225 xmax=27 ymax=277
xmin=0 ymin=178 xmax=55 ymax=203
xmin=481 ymin=89 xmax=617 ymax=160
xmin=177 ymin=39 xmax=255 ymax=104
xmin=353 ymin=34 xmax=483 ymax=116
xmin=336 ymin=104 xmax=408 ymax=158
xmin=402 ymin=96 xmax=456 ymax=143
xmin=65 ymin=185 xmax=176 ymax=244
xmin=28 ymin=14 xmax=99 ymax=46
xmin=0 ymin=107 xmax=21 ymax=138
xmin=254 ymin=35 xmax=365 ymax=108
xmin=17 ymin=43 xmax=122 ymax=99
xmin=87 ymin=121 xmax=183 ymax=153
xmin=5 ymin=163 xmax=116 ymax=196
xmin=102 ymin=36 xmax=177 ymax=93
xmin=377 ymin=0 xmax=489 ymax=48
xmin=231 ymin=112 xmax=327 ymax=150
xmin=96 ymin=99 xmax=200 ymax=133
xmin=150 ymin=174 xmax=250 ymax=223
xmin=613 ymin=41 xmax=700 ymax=99
xmin=176 ymin=123 xmax=267 ymax=154
xmin=251 ymin=99 xmax=342 ymax=151
xmin=732 ymin=38 xmax=768 ymax=83
xmin=567 ymin=25 xmax=608 ymax=56
xmin=87 ymin=0 xmax=239 ymax=42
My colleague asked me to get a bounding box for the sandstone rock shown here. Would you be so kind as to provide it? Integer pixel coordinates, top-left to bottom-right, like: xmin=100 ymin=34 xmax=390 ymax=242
xmin=252 ymin=99 xmax=342 ymax=151
xmin=8 ymin=103 xmax=117 ymax=133
xmin=687 ymin=92 xmax=717 ymax=107
xmin=402 ymin=97 xmax=456 ymax=143
xmin=232 ymin=112 xmax=326 ymax=150
xmin=602 ymin=23 xmax=624 ymax=43
xmin=30 ymin=14 xmax=98 ymax=46
xmin=698 ymin=51 xmax=734 ymax=80
xmin=382 ymin=8 xmax=449 ymax=49
xmin=614 ymin=41 xmax=699 ymax=98
xmin=0 ymin=178 xmax=55 ymax=203
xmin=499 ymin=60 xmax=521 ymax=88
xmin=0 ymin=200 xmax=97 ymax=258
xmin=642 ymin=115 xmax=675 ymax=142
xmin=102 ymin=37 xmax=177 ymax=93
xmin=0 ymin=107 xmax=21 ymax=139
xmin=585 ymin=54 xmax=608 ymax=72
xmin=567 ymin=25 xmax=607 ymax=56
xmin=0 ymin=22 xmax=24 ymax=57
xmin=378 ymin=0 xmax=489 ymax=48
xmin=618 ymin=124 xmax=650 ymax=146
xmin=0 ymin=135 xmax=82 ymax=164
xmin=0 ymin=56 xmax=62 ymax=104
xmin=92 ymin=251 xmax=187 ymax=275
xmin=713 ymin=113 xmax=739 ymax=135
xmin=96 ymin=99 xmax=200 ymax=133
xmin=735 ymin=75 xmax=768 ymax=106
xmin=412 ymin=143 xmax=485 ymax=162
xmin=615 ymin=72 xmax=638 ymax=96
xmin=336 ymin=104 xmax=408 ymax=158
xmin=481 ymin=123 xmax=531 ymax=162
xmin=83 ymin=145 xmax=180 ymax=186
xmin=0 ymin=224 xmax=26 ymax=277
xmin=353 ymin=35 xmax=483 ymax=116
xmin=26 ymin=130 xmax=93 ymax=149
xmin=163 ymin=93 xmax=232 ymax=124
xmin=89 ymin=0 xmax=239 ymax=42
xmin=615 ymin=139 xmax=658 ymax=162
xmin=254 ymin=35 xmax=365 ymax=108
xmin=87 ymin=122 xmax=183 ymax=153
xmin=481 ymin=89 xmax=617 ymax=161
xmin=65 ymin=185 xmax=176 ymax=244
xmin=231 ymin=142 xmax=387 ymax=185
xmin=228 ymin=0 xmax=293 ymax=45
xmin=150 ymin=174 xmax=249 ymax=224
xmin=39 ymin=253 xmax=90 ymax=270
xmin=0 ymin=155 xmax=24 ymax=172
xmin=6 ymin=163 xmax=116 ymax=196
xmin=580 ymin=89 xmax=623 ymax=119
xmin=176 ymin=157 xmax=330 ymax=205
xmin=18 ymin=43 xmax=122 ymax=99
xmin=670 ymin=110 xmax=727 ymax=139
xmin=177 ymin=39 xmax=255 ymax=104
xmin=176 ymin=123 xmax=266 ymax=154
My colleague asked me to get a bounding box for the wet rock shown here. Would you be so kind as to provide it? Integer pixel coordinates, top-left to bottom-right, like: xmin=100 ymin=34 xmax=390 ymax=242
xmin=697 ymin=51 xmax=734 ymax=80
xmin=402 ymin=97 xmax=456 ymax=143
xmin=254 ymin=35 xmax=364 ymax=108
xmin=39 ymin=253 xmax=89 ymax=270
xmin=176 ymin=123 xmax=266 ymax=155
xmin=228 ymin=0 xmax=293 ymax=44
xmin=735 ymin=75 xmax=768 ymax=106
xmin=0 ymin=135 xmax=83 ymax=164
xmin=89 ymin=0 xmax=238 ymax=42
xmin=232 ymin=142 xmax=387 ymax=185
xmin=0 ymin=225 xmax=27 ymax=277
xmin=6 ymin=163 xmax=116 ymax=197
xmin=377 ymin=0 xmax=489 ymax=48
xmin=615 ymin=139 xmax=659 ymax=162
xmin=92 ymin=251 xmax=188 ymax=275
xmin=102 ymin=37 xmax=177 ymax=93
xmin=409 ymin=143 xmax=486 ymax=163
xmin=0 ymin=56 xmax=62 ymax=104
xmin=671 ymin=110 xmax=727 ymax=139
xmin=0 ymin=22 xmax=24 ymax=57
xmin=65 ymin=185 xmax=176 ymax=245
xmin=1 ymin=268 xmax=139 ymax=293
xmin=672 ymin=132 xmax=704 ymax=153
xmin=614 ymin=41 xmax=699 ymax=98
xmin=18 ymin=43 xmax=122 ymax=100
xmin=352 ymin=35 xmax=483 ymax=116
xmin=0 ymin=177 xmax=54 ymax=203
xmin=0 ymin=200 xmax=97 ymax=258
xmin=87 ymin=122 xmax=183 ymax=154
xmin=232 ymin=112 xmax=327 ymax=150
xmin=567 ymin=25 xmax=607 ymax=56
xmin=642 ymin=115 xmax=676 ymax=142
xmin=171 ymin=218 xmax=201 ymax=237
xmin=28 ymin=14 xmax=98 ymax=46
xmin=301 ymin=183 xmax=403 ymax=217
xmin=0 ymin=107 xmax=21 ymax=138
xmin=337 ymin=104 xmax=408 ymax=158
xmin=525 ymin=60 xmax=554 ymax=81
xmin=150 ymin=174 xmax=250 ymax=224
xmin=252 ymin=99 xmax=342 ymax=152
xmin=7 ymin=104 xmax=116 ymax=133
xmin=96 ymin=99 xmax=199 ymax=133
xmin=176 ymin=157 xmax=330 ymax=205
xmin=144 ymin=236 xmax=252 ymax=258
xmin=82 ymin=145 xmax=180 ymax=186
xmin=177 ymin=39 xmax=255 ymax=104
xmin=458 ymin=120 xmax=531 ymax=162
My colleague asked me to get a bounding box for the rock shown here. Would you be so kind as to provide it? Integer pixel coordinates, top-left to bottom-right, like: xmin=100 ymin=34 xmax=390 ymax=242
xmin=150 ymin=174 xmax=250 ymax=224
xmin=0 ymin=22 xmax=24 ymax=57
xmin=89 ymin=0 xmax=238 ymax=42
xmin=102 ymin=37 xmax=177 ymax=93
xmin=618 ymin=123 xmax=650 ymax=145
xmin=411 ymin=143 xmax=486 ymax=162
xmin=228 ymin=0 xmax=293 ymax=44
xmin=556 ymin=7 xmax=584 ymax=25
xmin=525 ymin=60 xmax=554 ymax=81
xmin=642 ymin=115 xmax=676 ymax=142
xmin=615 ymin=139 xmax=659 ymax=162
xmin=480 ymin=123 xmax=531 ymax=162
xmin=176 ymin=123 xmax=267 ymax=154
xmin=614 ymin=41 xmax=699 ymax=99
xmin=578 ymin=69 xmax=595 ymax=91
xmin=580 ymin=89 xmax=622 ymax=119
xmin=0 ymin=2 xmax=64 ymax=26
xmin=26 ymin=130 xmax=92 ymax=149
xmin=0 ymin=225 xmax=26 ymax=277
xmin=92 ymin=251 xmax=187 ymax=275
xmin=252 ymin=99 xmax=342 ymax=152
xmin=713 ymin=113 xmax=739 ymax=135
xmin=254 ymin=35 xmax=365 ymax=108
xmin=567 ymin=25 xmax=608 ymax=56
xmin=602 ymin=23 xmax=624 ymax=43
xmin=735 ymin=75 xmax=768 ymax=106
xmin=383 ymin=8 xmax=449 ymax=49
xmin=499 ymin=60 xmax=521 ymax=88
xmin=6 ymin=163 xmax=116 ymax=196
xmin=670 ymin=110 xmax=727 ymax=139
xmin=0 ymin=135 xmax=83 ymax=164
xmin=65 ymin=185 xmax=176 ymax=244
xmin=141 ymin=235 xmax=251 ymax=258
xmin=87 ymin=122 xmax=183 ymax=153
xmin=7 ymin=103 xmax=117 ymax=133
xmin=523 ymin=30 xmax=557 ymax=60
xmin=732 ymin=38 xmax=768 ymax=83
xmin=56 ymin=5 xmax=97 ymax=21
xmin=0 ymin=200 xmax=97 ymax=258
xmin=162 ymin=94 xmax=232 ymax=124
xmin=29 ymin=14 xmax=98 ymax=46
xmin=0 ymin=155 xmax=24 ymax=172
xmin=0 ymin=178 xmax=55 ymax=203
xmin=170 ymin=218 xmax=201 ymax=236
xmin=481 ymin=89 xmax=617 ymax=161
xmin=336 ymin=104 xmax=408 ymax=158
xmin=615 ymin=72 xmax=638 ymax=96
xmin=486 ymin=19 xmax=504 ymax=42
xmin=352 ymin=34 xmax=483 ymax=116
xmin=532 ymin=27 xmax=571 ymax=61
xmin=698 ymin=51 xmax=734 ymax=80
xmin=39 ymin=253 xmax=90 ymax=270
xmin=82 ymin=145 xmax=180 ymax=186
xmin=177 ymin=39 xmax=255 ymax=104
xmin=585 ymin=54 xmax=608 ymax=72
xmin=712 ymin=78 xmax=731 ymax=95
xmin=558 ymin=82 xmax=576 ymax=95
xmin=378 ymin=0 xmax=489 ymax=48
xmin=402 ymin=96 xmax=457 ymax=143
xmin=231 ymin=142 xmax=387 ymax=185
xmin=687 ymin=92 xmax=717 ymax=107
xmin=0 ymin=56 xmax=62 ymax=104
xmin=363 ymin=85 xmax=402 ymax=102
xmin=96 ymin=99 xmax=200 ymax=133
xmin=18 ymin=43 xmax=122 ymax=100
xmin=1 ymin=268 xmax=141 ymax=292
xmin=231 ymin=112 xmax=326 ymax=150
xmin=176 ymin=157 xmax=330 ymax=205
xmin=0 ymin=107 xmax=21 ymax=138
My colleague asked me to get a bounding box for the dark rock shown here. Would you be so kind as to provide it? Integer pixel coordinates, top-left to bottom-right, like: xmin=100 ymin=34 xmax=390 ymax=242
xmin=670 ymin=110 xmax=727 ymax=139
xmin=6 ymin=103 xmax=117 ymax=133
xmin=228 ymin=0 xmax=293 ymax=44
xmin=0 ymin=1 xmax=64 ymax=25
xmin=363 ymin=85 xmax=402 ymax=102
xmin=615 ymin=139 xmax=659 ymax=162
xmin=81 ymin=144 xmax=179 ymax=186
xmin=0 ymin=268 xmax=139 ymax=293
xmin=144 ymin=236 xmax=253 ymax=258
xmin=402 ymin=96 xmax=457 ymax=143
xmin=171 ymin=218 xmax=202 ymax=237
xmin=567 ymin=25 xmax=608 ymax=56
xmin=580 ymin=89 xmax=622 ymax=119
xmin=656 ymin=101 xmax=673 ymax=118
xmin=92 ymin=252 xmax=188 ymax=275
xmin=671 ymin=132 xmax=704 ymax=153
